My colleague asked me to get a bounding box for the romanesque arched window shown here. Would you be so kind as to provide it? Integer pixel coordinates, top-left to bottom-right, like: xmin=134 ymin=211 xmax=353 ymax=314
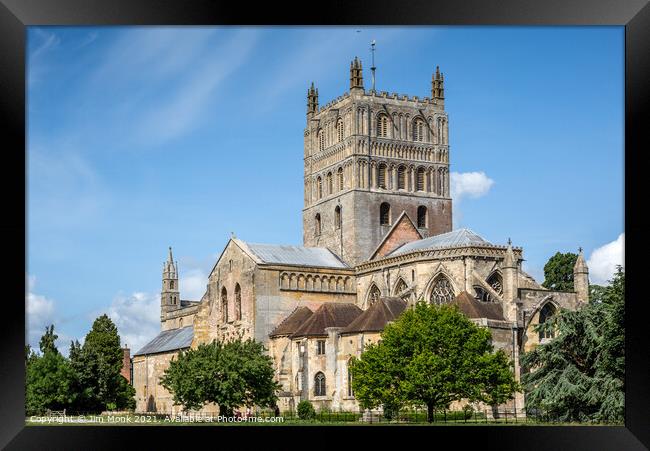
xmin=326 ymin=172 xmax=333 ymax=195
xmin=377 ymin=114 xmax=389 ymax=138
xmin=417 ymin=206 xmax=427 ymax=228
xmin=318 ymin=129 xmax=324 ymax=151
xmin=380 ymin=202 xmax=390 ymax=226
xmin=429 ymin=275 xmax=454 ymax=305
xmin=413 ymin=118 xmax=425 ymax=142
xmin=368 ymin=284 xmax=381 ymax=305
xmin=170 ymin=280 xmax=174 ymax=289
xmin=315 ymin=213 xmax=321 ymax=236
xmin=314 ymin=372 xmax=326 ymax=397
xmin=234 ymin=283 xmax=241 ymax=321
xmin=316 ymin=176 xmax=322 ymax=199
xmin=417 ymin=167 xmax=425 ymax=191
xmin=378 ymin=163 xmax=387 ymax=189
xmin=221 ymin=287 xmax=228 ymax=323
xmin=334 ymin=205 xmax=341 ymax=230
xmin=397 ymin=165 xmax=406 ymax=190
xmin=337 ymin=118 xmax=344 ymax=142
xmin=538 ymin=303 xmax=557 ymax=340
xmin=337 ymin=167 xmax=344 ymax=191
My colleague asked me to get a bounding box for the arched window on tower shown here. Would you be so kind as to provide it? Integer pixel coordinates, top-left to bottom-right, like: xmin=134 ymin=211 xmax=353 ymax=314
xmin=334 ymin=206 xmax=341 ymax=230
xmin=314 ymin=372 xmax=326 ymax=397
xmin=337 ymin=167 xmax=344 ymax=191
xmin=429 ymin=275 xmax=454 ymax=305
xmin=337 ymin=118 xmax=344 ymax=142
xmin=417 ymin=206 xmax=427 ymax=228
xmin=397 ymin=166 xmax=406 ymax=190
xmin=417 ymin=167 xmax=425 ymax=191
xmin=234 ymin=283 xmax=241 ymax=321
xmin=413 ymin=118 xmax=425 ymax=142
xmin=377 ymin=114 xmax=389 ymax=138
xmin=318 ymin=129 xmax=324 ymax=151
xmin=221 ymin=287 xmax=228 ymax=323
xmin=380 ymin=202 xmax=391 ymax=226
xmin=316 ymin=176 xmax=322 ymax=199
xmin=378 ymin=163 xmax=387 ymax=189
xmin=315 ymin=213 xmax=321 ymax=236
xmin=326 ymin=172 xmax=333 ymax=195
xmin=538 ymin=303 xmax=557 ymax=341
xmin=170 ymin=280 xmax=174 ymax=289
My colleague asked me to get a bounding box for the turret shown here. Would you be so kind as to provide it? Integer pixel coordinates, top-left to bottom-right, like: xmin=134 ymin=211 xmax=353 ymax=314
xmin=307 ymin=82 xmax=319 ymax=119
xmin=350 ymin=57 xmax=364 ymax=93
xmin=161 ymin=246 xmax=180 ymax=320
xmin=502 ymin=239 xmax=519 ymax=322
xmin=573 ymin=247 xmax=589 ymax=304
xmin=432 ymin=66 xmax=445 ymax=105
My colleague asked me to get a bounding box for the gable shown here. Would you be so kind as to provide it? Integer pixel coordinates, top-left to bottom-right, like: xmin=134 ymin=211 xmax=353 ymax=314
xmin=369 ymin=211 xmax=422 ymax=260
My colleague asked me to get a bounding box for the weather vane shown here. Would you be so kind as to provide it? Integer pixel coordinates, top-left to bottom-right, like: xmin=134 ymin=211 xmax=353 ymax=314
xmin=371 ymin=39 xmax=376 ymax=92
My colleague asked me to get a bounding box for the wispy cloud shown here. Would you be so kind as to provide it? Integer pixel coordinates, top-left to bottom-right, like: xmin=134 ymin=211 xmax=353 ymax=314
xmin=450 ymin=171 xmax=495 ymax=227
xmin=588 ymin=233 xmax=624 ymax=285
xmin=106 ymin=291 xmax=161 ymax=353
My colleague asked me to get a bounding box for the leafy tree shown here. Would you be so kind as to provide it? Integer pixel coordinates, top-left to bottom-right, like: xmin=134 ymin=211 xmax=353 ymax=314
xmin=69 ymin=315 xmax=134 ymax=412
xmin=521 ymin=267 xmax=625 ymax=423
xmin=349 ymin=302 xmax=519 ymax=422
xmin=297 ymin=400 xmax=316 ymax=420
xmin=542 ymin=252 xmax=578 ymax=291
xmin=26 ymin=325 xmax=75 ymax=415
xmin=161 ymin=337 xmax=280 ymax=416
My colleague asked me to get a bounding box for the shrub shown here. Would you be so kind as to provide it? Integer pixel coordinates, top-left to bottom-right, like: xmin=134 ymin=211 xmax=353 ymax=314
xmin=297 ymin=400 xmax=316 ymax=420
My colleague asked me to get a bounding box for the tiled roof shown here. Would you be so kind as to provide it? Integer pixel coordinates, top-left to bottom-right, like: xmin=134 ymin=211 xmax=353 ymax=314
xmin=133 ymin=326 xmax=194 ymax=356
xmin=452 ymin=291 xmax=505 ymax=321
xmin=269 ymin=306 xmax=314 ymax=338
xmin=387 ymin=228 xmax=492 ymax=257
xmin=239 ymin=241 xmax=349 ymax=269
xmin=291 ymin=303 xmax=362 ymax=338
xmin=341 ymin=297 xmax=407 ymax=335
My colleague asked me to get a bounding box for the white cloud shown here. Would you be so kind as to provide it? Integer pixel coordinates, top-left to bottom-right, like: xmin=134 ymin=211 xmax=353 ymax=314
xmin=106 ymin=291 xmax=161 ymax=353
xmin=25 ymin=274 xmax=57 ymax=351
xmin=450 ymin=171 xmax=495 ymax=227
xmin=587 ymin=233 xmax=624 ymax=285
xmin=451 ymin=171 xmax=495 ymax=202
xmin=180 ymin=268 xmax=208 ymax=301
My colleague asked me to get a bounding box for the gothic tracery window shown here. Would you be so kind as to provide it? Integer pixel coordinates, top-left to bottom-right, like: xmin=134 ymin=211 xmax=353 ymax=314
xmin=429 ymin=276 xmax=454 ymax=305
xmin=368 ymin=284 xmax=381 ymax=305
xmin=538 ymin=303 xmax=557 ymax=340
xmin=314 ymin=372 xmax=326 ymax=397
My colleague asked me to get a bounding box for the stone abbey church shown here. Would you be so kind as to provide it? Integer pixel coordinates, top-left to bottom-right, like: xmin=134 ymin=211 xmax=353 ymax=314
xmin=133 ymin=58 xmax=589 ymax=415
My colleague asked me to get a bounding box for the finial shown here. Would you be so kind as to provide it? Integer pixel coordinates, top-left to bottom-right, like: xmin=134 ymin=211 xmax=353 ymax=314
xmin=578 ymin=246 xmax=583 ymax=253
xmin=168 ymin=246 xmax=173 ymax=262
xmin=507 ymin=237 xmax=512 ymax=246
xmin=231 ymin=231 xmax=236 ymax=239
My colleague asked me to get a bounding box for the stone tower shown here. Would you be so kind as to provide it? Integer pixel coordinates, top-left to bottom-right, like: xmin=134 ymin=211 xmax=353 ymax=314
xmin=302 ymin=58 xmax=452 ymax=265
xmin=573 ymin=247 xmax=589 ymax=304
xmin=161 ymin=246 xmax=179 ymax=320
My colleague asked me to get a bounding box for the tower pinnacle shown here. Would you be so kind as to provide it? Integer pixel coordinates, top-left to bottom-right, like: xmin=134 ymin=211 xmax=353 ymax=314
xmin=350 ymin=57 xmax=364 ymax=91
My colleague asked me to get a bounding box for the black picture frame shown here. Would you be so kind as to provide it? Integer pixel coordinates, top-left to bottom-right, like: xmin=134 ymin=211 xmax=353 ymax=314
xmin=2 ymin=0 xmax=648 ymax=449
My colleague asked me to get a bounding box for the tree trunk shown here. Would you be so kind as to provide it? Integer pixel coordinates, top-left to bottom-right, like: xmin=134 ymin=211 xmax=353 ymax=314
xmin=427 ymin=402 xmax=434 ymax=423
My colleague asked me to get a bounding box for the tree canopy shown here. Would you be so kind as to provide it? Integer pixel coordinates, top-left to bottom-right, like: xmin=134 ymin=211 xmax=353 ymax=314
xmin=542 ymin=251 xmax=578 ymax=291
xmin=521 ymin=266 xmax=624 ymax=423
xmin=160 ymin=337 xmax=280 ymax=416
xmin=349 ymin=302 xmax=519 ymax=422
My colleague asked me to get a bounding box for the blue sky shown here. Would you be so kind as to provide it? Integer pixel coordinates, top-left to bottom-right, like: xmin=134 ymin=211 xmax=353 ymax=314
xmin=26 ymin=26 xmax=624 ymax=353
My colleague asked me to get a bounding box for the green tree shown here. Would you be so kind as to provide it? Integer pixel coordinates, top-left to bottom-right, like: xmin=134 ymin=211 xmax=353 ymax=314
xmin=26 ymin=325 xmax=75 ymax=415
xmin=542 ymin=251 xmax=578 ymax=291
xmin=160 ymin=338 xmax=279 ymax=416
xmin=349 ymin=302 xmax=519 ymax=422
xmin=521 ymin=267 xmax=624 ymax=423
xmin=69 ymin=315 xmax=135 ymax=412
xmin=297 ymin=400 xmax=316 ymax=420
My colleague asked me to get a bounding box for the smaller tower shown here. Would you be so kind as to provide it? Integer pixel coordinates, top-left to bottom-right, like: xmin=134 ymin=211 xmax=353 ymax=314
xmin=161 ymin=246 xmax=179 ymax=320
xmin=350 ymin=57 xmax=364 ymax=92
xmin=502 ymin=239 xmax=519 ymax=322
xmin=432 ymin=66 xmax=445 ymax=105
xmin=573 ymin=247 xmax=590 ymax=304
xmin=307 ymin=82 xmax=319 ymax=119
